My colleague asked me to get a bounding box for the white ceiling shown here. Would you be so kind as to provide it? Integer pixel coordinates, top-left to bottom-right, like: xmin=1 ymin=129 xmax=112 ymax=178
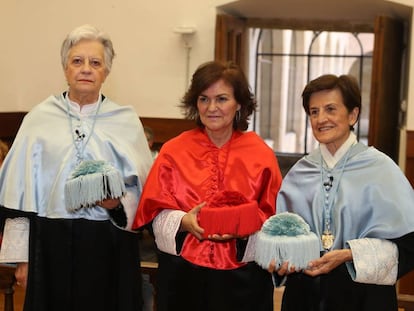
xmin=218 ymin=0 xmax=412 ymax=24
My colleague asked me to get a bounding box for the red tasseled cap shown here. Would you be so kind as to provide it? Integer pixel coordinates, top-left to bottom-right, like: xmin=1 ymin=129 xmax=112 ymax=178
xmin=208 ymin=191 xmax=249 ymax=207
xmin=198 ymin=191 xmax=261 ymax=238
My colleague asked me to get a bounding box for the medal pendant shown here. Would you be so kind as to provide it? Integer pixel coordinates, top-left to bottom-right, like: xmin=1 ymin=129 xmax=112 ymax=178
xmin=321 ymin=231 xmax=334 ymax=250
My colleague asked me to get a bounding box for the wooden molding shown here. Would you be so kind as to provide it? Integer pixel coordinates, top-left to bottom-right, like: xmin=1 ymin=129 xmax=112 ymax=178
xmin=246 ymin=18 xmax=374 ymax=32
xmin=0 ymin=113 xmax=195 ymax=148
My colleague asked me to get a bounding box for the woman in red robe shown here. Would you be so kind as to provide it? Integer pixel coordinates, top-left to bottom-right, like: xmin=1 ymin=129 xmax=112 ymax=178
xmin=133 ymin=60 xmax=282 ymax=311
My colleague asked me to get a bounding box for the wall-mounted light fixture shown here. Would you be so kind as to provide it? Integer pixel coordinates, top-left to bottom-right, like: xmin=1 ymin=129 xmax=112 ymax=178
xmin=173 ymin=26 xmax=197 ymax=35
xmin=174 ymin=25 xmax=197 ymax=90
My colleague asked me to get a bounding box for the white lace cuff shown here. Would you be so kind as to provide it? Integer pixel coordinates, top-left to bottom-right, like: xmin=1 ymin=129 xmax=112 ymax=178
xmin=0 ymin=217 xmax=30 ymax=263
xmin=346 ymin=238 xmax=398 ymax=285
xmin=241 ymin=232 xmax=258 ymax=262
xmin=153 ymin=209 xmax=186 ymax=255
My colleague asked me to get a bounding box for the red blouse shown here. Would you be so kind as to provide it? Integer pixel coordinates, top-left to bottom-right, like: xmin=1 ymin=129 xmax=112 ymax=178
xmin=133 ymin=128 xmax=282 ymax=270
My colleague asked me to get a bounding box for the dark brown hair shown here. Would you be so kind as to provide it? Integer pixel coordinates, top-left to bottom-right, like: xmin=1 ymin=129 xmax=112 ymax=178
xmin=180 ymin=60 xmax=257 ymax=131
xmin=302 ymin=74 xmax=361 ymax=130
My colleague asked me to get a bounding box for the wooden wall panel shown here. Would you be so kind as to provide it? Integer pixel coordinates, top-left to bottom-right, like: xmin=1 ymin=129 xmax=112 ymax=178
xmin=0 ymin=112 xmax=27 ymax=146
xmin=140 ymin=117 xmax=195 ymax=148
xmin=0 ymin=112 xmax=195 ymax=150
xmin=405 ymin=130 xmax=414 ymax=188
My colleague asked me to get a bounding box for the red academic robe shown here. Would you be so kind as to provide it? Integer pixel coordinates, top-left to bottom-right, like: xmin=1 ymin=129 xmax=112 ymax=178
xmin=133 ymin=128 xmax=282 ymax=270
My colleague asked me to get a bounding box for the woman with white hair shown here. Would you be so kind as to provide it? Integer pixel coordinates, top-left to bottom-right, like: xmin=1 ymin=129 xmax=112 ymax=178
xmin=0 ymin=24 xmax=153 ymax=311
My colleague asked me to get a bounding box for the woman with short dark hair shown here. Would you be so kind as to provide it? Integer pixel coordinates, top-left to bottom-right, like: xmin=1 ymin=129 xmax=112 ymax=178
xmin=270 ymin=74 xmax=414 ymax=311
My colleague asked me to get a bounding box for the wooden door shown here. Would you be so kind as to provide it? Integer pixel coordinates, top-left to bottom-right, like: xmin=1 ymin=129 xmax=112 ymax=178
xmin=214 ymin=14 xmax=248 ymax=71
xmin=369 ymin=15 xmax=404 ymax=162
xmin=369 ymin=15 xmax=414 ymax=302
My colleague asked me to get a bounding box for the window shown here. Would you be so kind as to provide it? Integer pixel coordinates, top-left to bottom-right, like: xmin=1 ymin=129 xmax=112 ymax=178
xmin=249 ymin=29 xmax=374 ymax=154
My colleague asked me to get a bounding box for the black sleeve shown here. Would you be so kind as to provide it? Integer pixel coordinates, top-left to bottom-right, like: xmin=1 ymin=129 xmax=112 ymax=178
xmin=236 ymin=238 xmax=248 ymax=261
xmin=107 ymin=203 xmax=127 ymax=228
xmin=0 ymin=205 xmax=34 ymax=230
xmin=390 ymin=231 xmax=414 ymax=279
xmin=175 ymin=231 xmax=187 ymax=253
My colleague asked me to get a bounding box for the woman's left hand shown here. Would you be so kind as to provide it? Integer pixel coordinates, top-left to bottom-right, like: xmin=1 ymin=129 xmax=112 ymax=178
xmin=303 ymin=249 xmax=352 ymax=276
xmin=96 ymin=198 xmax=121 ymax=210
xmin=208 ymin=233 xmax=237 ymax=241
xmin=15 ymin=262 xmax=29 ymax=289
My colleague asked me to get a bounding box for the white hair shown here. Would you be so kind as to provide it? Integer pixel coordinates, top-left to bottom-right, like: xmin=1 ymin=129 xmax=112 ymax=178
xmin=60 ymin=24 xmax=115 ymax=73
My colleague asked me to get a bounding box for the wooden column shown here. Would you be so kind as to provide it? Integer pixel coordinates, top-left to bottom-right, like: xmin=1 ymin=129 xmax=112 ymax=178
xmin=398 ymin=130 xmax=414 ymax=311
xmin=403 ymin=130 xmax=414 ymax=188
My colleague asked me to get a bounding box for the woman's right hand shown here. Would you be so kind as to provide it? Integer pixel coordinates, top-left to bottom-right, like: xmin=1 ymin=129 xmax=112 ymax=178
xmin=180 ymin=202 xmax=206 ymax=240
xmin=268 ymin=259 xmax=296 ymax=276
xmin=15 ymin=262 xmax=29 ymax=289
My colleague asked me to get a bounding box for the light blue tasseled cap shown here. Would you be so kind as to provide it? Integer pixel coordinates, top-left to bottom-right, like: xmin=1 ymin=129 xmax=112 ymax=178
xmin=64 ymin=160 xmax=126 ymax=212
xmin=255 ymin=212 xmax=320 ymax=270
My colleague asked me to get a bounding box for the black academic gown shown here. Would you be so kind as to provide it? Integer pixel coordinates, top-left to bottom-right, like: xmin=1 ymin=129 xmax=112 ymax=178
xmin=0 ymin=206 xmax=143 ymax=311
xmin=281 ymin=232 xmax=414 ymax=311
